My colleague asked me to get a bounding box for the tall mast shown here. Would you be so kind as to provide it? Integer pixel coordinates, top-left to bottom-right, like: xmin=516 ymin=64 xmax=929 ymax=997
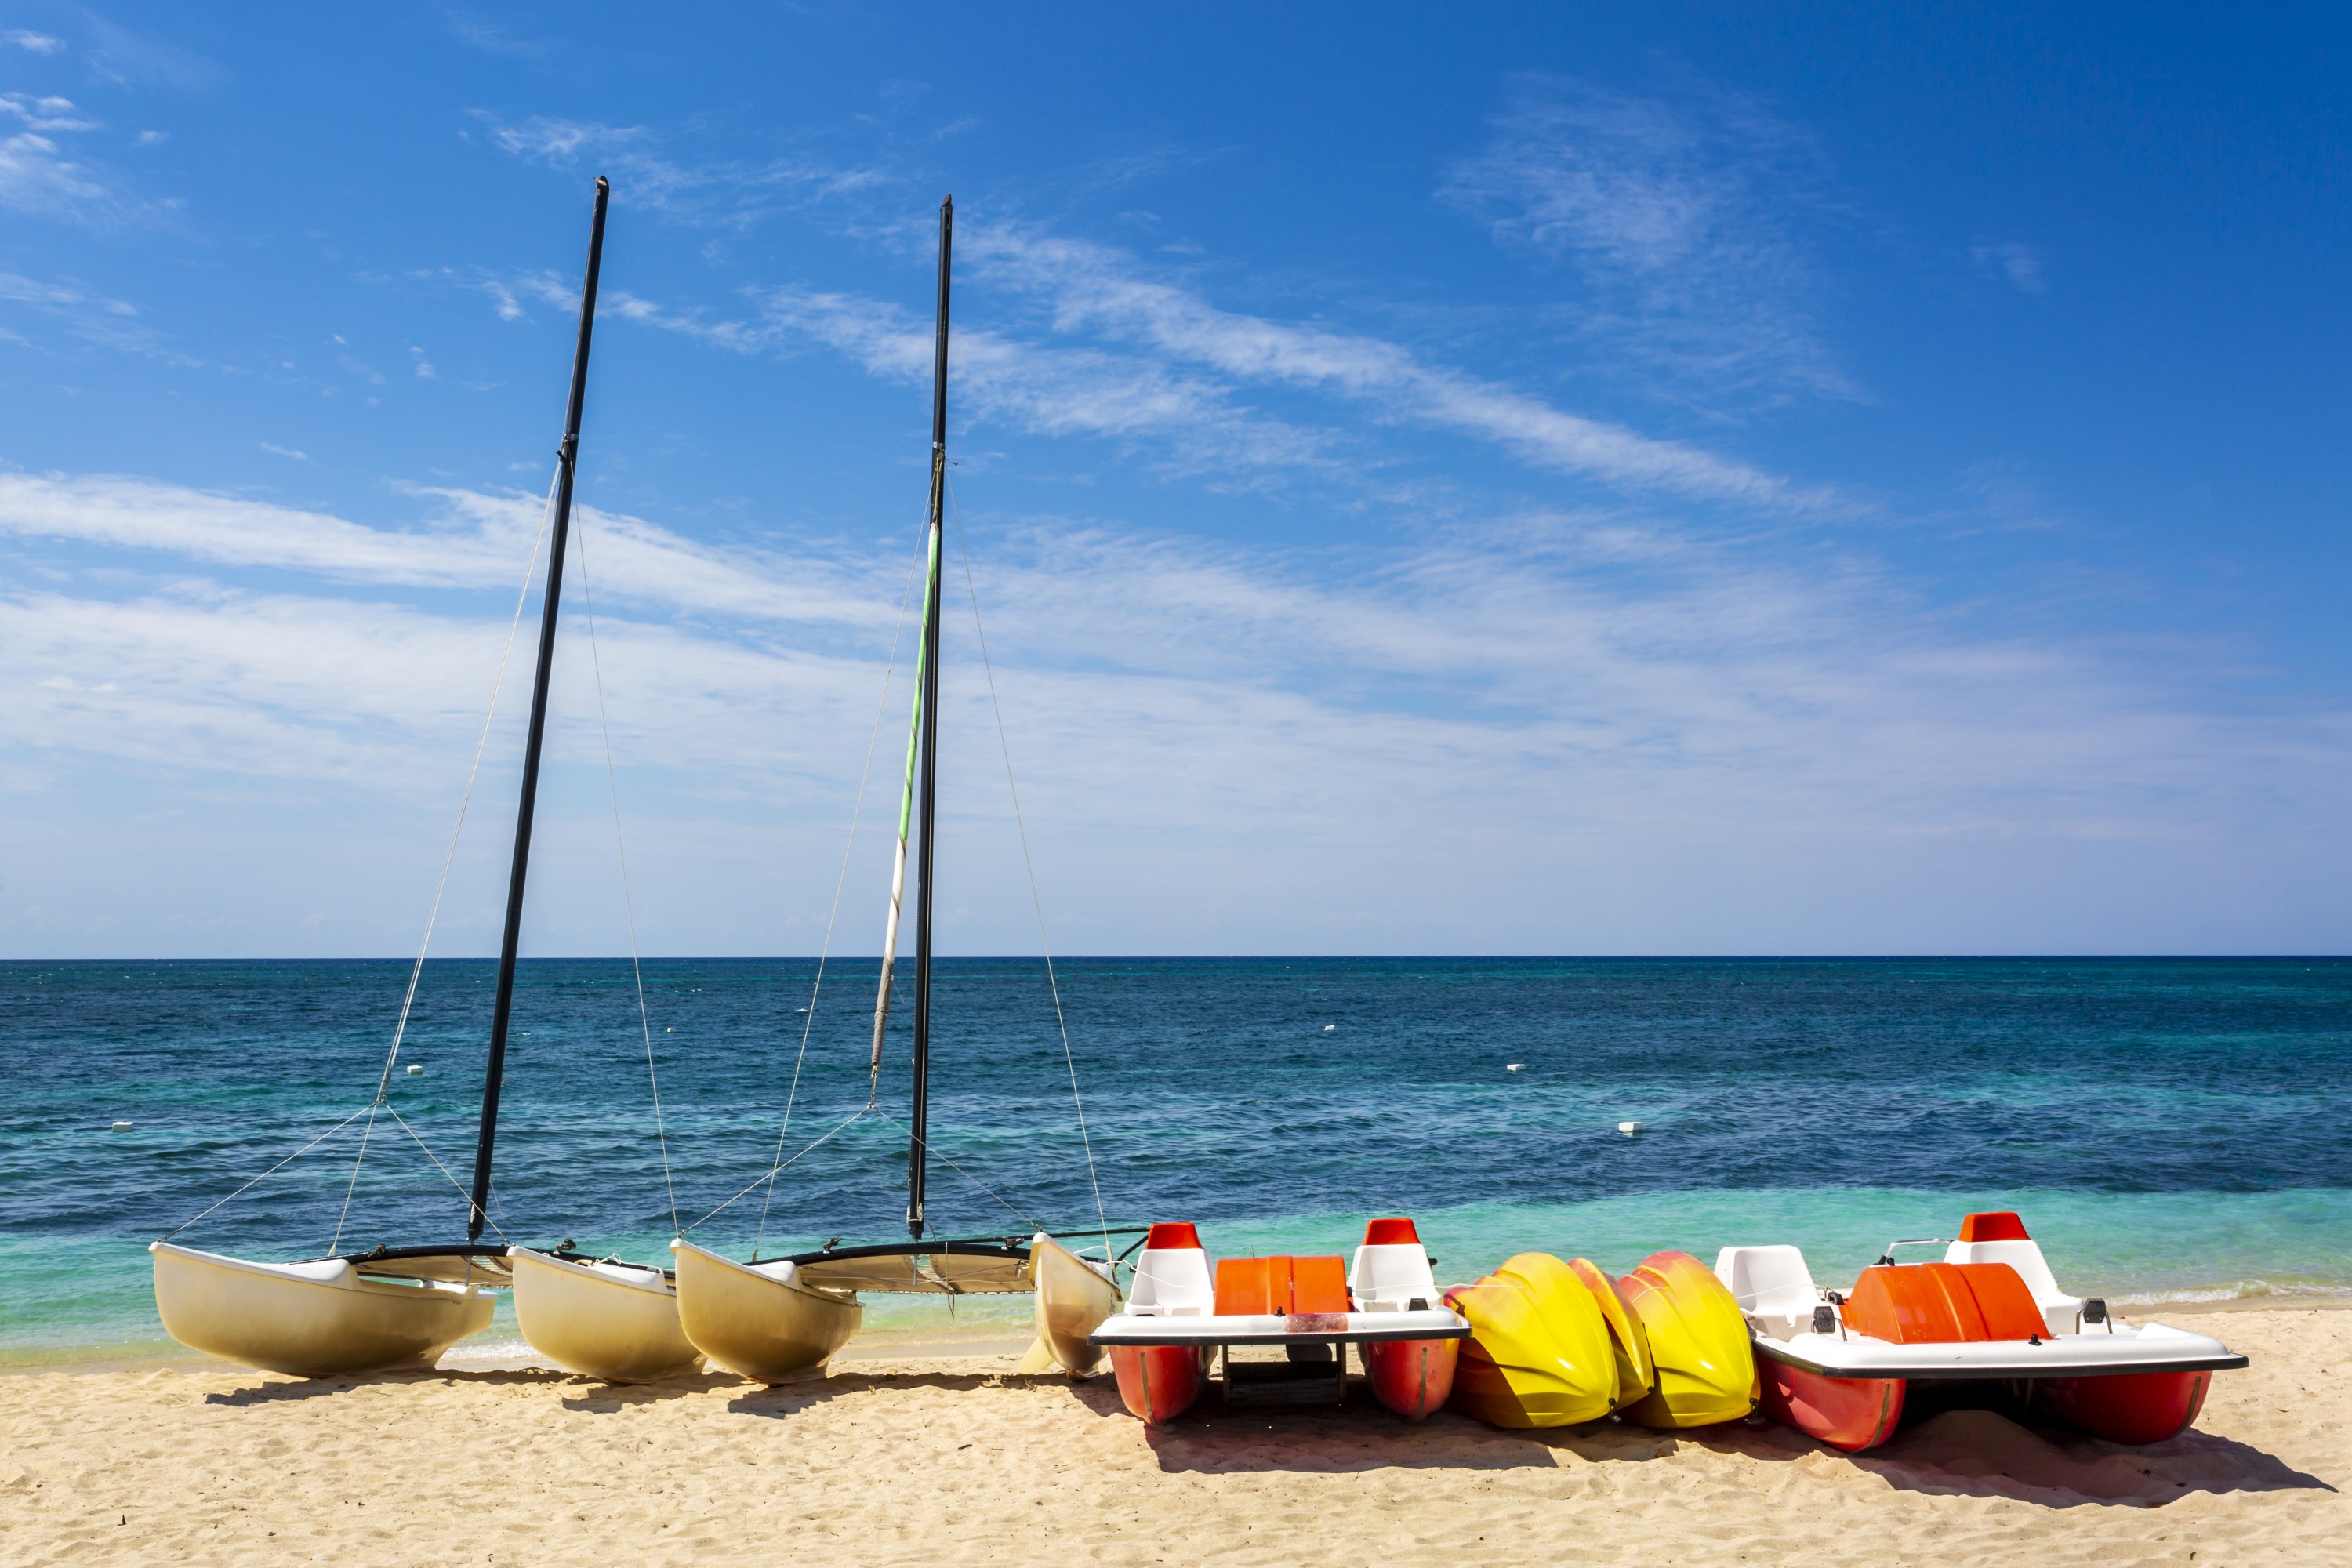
xmin=906 ymin=194 xmax=952 ymax=1240
xmin=467 ymin=176 xmax=609 ymax=1243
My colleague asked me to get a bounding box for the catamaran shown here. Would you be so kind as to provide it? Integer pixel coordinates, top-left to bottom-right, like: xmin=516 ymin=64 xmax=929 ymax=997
xmin=669 ymin=194 xmax=1125 ymax=1384
xmin=151 ymin=178 xmax=698 ymax=1382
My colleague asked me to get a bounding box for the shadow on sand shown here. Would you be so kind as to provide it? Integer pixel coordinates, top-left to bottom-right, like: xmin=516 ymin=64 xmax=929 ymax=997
xmin=201 ymin=1364 xmax=732 ymax=1409
xmin=1117 ymin=1380 xmax=2331 ymax=1504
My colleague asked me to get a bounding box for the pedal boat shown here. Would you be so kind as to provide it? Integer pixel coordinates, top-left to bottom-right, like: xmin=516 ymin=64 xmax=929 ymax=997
xmin=150 ymin=1240 xmax=506 ymax=1379
xmin=1716 ymin=1211 xmax=2249 ymax=1451
xmin=1088 ymin=1220 xmax=1470 ymax=1423
xmin=507 ymin=1245 xmax=699 ymax=1382
xmin=673 ymin=1229 xmax=1118 ymax=1385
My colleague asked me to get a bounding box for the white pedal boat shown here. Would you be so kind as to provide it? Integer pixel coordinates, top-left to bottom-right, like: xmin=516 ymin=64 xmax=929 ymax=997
xmin=151 ymin=1240 xmax=504 ymax=1379
xmin=1089 ymin=1219 xmax=1469 ymax=1421
xmin=1716 ymin=1210 xmax=2246 ymax=1450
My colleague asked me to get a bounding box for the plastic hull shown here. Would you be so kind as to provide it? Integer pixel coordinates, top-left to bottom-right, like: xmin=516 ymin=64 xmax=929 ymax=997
xmin=670 ymin=1238 xmax=860 ymax=1383
xmin=151 ymin=1241 xmax=494 ymax=1379
xmin=1444 ymin=1253 xmax=1619 ymax=1428
xmin=1110 ymin=1343 xmax=1210 ymax=1423
xmin=1363 ymin=1336 xmax=1459 ymax=1420
xmin=1615 ymin=1250 xmax=1760 ymax=1428
xmin=2034 ymin=1370 xmax=2213 ymax=1445
xmin=1029 ymin=1233 xmax=1120 ymax=1377
xmin=509 ymin=1248 xmax=699 ymax=1382
xmin=1760 ymin=1359 xmax=1906 ymax=1451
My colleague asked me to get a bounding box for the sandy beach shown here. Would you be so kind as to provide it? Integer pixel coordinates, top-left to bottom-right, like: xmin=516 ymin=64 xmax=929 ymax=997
xmin=5 ymin=1305 xmax=2343 ymax=1568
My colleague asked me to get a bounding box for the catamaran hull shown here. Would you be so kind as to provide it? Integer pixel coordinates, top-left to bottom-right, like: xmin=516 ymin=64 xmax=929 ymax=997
xmin=1029 ymin=1233 xmax=1120 ymax=1377
xmin=1109 ymin=1344 xmax=1211 ymax=1424
xmin=1363 ymin=1336 xmax=1459 ymax=1421
xmin=670 ymin=1238 xmax=860 ymax=1383
xmin=151 ymin=1241 xmax=494 ymax=1379
xmin=509 ymin=1248 xmax=699 ymax=1382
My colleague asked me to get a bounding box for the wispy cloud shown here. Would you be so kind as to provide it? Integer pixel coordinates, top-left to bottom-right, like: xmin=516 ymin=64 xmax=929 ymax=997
xmin=257 ymin=442 xmax=308 ymax=462
xmin=1442 ymin=71 xmax=1855 ymax=412
xmin=1972 ymin=241 xmax=2049 ymax=295
xmin=476 ymin=114 xmax=890 ymax=229
xmin=5 ymin=29 xmax=64 ymax=54
xmin=0 ymin=269 xmax=169 ymax=355
xmin=485 ymin=223 xmax=1826 ymax=508
xmin=0 ymin=471 xmax=891 ymax=630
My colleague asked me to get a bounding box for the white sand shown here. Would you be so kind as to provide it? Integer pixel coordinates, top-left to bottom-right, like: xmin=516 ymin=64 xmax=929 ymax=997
xmin=5 ymin=1308 xmax=2345 ymax=1566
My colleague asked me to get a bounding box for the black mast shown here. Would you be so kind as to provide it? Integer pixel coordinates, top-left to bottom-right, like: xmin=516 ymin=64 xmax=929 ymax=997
xmin=907 ymin=194 xmax=952 ymax=1240
xmin=466 ymin=176 xmax=610 ymax=1243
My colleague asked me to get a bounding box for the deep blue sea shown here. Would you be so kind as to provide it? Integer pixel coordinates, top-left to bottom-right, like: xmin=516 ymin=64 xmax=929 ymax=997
xmin=6 ymin=956 xmax=2350 ymax=1364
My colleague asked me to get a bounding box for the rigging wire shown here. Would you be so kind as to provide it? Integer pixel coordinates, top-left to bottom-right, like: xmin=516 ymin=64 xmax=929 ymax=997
xmin=305 ymin=466 xmax=555 ymax=1256
xmin=744 ymin=530 xmax=927 ymax=1260
xmin=945 ymin=471 xmax=1115 ymax=1270
xmin=572 ymin=506 xmax=680 ymax=1236
xmin=161 ymin=1105 xmax=375 ymax=1244
xmin=386 ymin=1106 xmax=508 ymax=1243
xmin=688 ymin=1108 xmax=869 ymax=1233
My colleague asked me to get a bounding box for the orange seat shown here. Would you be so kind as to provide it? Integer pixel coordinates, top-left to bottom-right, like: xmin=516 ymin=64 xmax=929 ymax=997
xmin=1363 ymin=1217 xmax=1421 ymax=1245
xmin=1213 ymin=1254 xmax=1352 ymax=1316
xmin=1958 ymin=1211 xmax=2031 ymax=1243
xmin=1845 ymin=1261 xmax=2048 ymax=1344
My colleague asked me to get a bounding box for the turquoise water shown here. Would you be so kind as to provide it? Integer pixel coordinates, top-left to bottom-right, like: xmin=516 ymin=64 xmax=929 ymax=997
xmin=6 ymin=957 xmax=2350 ymax=1361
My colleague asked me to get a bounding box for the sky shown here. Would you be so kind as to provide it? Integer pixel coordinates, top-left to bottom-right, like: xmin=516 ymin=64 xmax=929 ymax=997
xmin=2 ymin=3 xmax=2347 ymax=957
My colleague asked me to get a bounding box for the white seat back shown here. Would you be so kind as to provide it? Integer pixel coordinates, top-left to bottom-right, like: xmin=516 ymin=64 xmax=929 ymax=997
xmin=1714 ymin=1245 xmax=1817 ymax=1316
xmin=1349 ymin=1243 xmax=1437 ymax=1305
xmin=1944 ymin=1239 xmax=2073 ymax=1306
xmin=1129 ymin=1247 xmax=1214 ymax=1314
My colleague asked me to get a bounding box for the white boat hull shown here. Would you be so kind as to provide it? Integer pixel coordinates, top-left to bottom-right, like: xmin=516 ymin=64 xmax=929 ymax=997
xmin=1029 ymin=1232 xmax=1120 ymax=1376
xmin=509 ymin=1247 xmax=699 ymax=1382
xmin=670 ymin=1237 xmax=861 ymax=1383
xmin=151 ymin=1241 xmax=495 ymax=1378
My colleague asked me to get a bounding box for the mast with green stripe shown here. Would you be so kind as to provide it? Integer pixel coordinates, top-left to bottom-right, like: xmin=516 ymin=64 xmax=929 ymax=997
xmin=869 ymin=194 xmax=953 ymax=1241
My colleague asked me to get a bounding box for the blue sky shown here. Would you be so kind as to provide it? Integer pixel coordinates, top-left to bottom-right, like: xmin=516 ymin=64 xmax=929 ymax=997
xmin=2 ymin=4 xmax=2347 ymax=956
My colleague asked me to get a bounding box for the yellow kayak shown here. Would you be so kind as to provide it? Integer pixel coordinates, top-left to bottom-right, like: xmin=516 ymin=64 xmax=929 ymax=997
xmin=1613 ymin=1250 xmax=1759 ymax=1428
xmin=1443 ymin=1253 xmax=1622 ymax=1428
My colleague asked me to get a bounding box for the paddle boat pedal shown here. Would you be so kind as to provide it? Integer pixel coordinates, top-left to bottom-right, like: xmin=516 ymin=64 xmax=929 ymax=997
xmin=1089 ymin=1220 xmax=1470 ymax=1423
xmin=1717 ymin=1210 xmax=2248 ymax=1451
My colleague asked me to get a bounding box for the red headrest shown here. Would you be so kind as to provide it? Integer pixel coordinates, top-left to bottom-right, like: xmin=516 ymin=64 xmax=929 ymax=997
xmin=1144 ymin=1221 xmax=1204 ymax=1252
xmin=1363 ymin=1217 xmax=1421 ymax=1246
xmin=1958 ymin=1211 xmax=2031 ymax=1243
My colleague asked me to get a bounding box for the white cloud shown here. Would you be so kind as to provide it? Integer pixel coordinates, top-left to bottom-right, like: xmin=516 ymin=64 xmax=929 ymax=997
xmin=257 ymin=442 xmax=308 ymax=462
xmin=0 ymin=93 xmax=152 ymax=231
xmin=1973 ymin=241 xmax=2049 ymax=295
xmin=1441 ymin=72 xmax=1855 ymax=410
xmin=3 ymin=29 xmax=64 ymax=54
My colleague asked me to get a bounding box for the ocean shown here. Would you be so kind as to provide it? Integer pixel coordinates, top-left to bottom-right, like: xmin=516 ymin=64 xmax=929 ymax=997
xmin=6 ymin=956 xmax=2350 ymax=1365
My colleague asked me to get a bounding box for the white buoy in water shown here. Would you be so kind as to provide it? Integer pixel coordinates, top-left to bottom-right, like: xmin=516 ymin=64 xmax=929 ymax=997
xmin=1323 ymin=1023 xmax=1337 ymax=1033
xmin=111 ymin=1120 xmax=133 ymax=1132
xmin=407 ymin=1064 xmax=423 ymax=1075
xmin=1505 ymin=1063 xmax=1525 ymax=1073
xmin=665 ymin=1026 xmax=676 ymax=1033
xmin=1618 ymin=1120 xmax=1643 ymax=1136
